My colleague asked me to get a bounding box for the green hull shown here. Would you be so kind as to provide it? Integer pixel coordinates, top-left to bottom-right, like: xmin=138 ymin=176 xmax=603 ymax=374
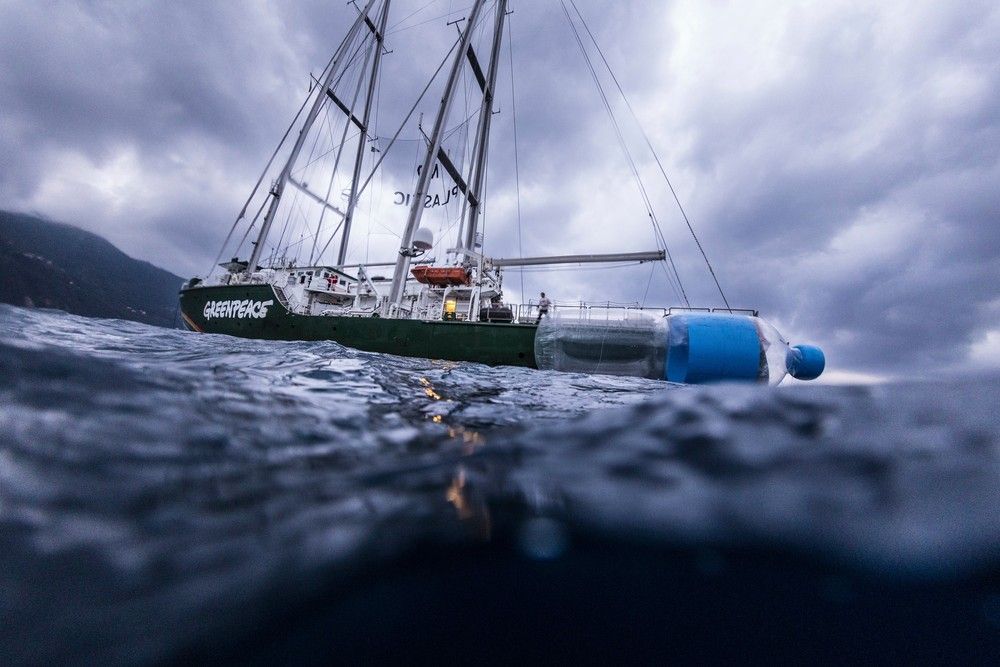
xmin=178 ymin=284 xmax=539 ymax=368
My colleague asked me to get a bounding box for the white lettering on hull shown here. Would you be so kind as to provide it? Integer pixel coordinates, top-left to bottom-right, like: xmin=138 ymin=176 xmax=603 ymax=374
xmin=203 ymin=299 xmax=274 ymax=321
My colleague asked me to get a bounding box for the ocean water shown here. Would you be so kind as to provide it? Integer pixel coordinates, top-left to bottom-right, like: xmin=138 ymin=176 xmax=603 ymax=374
xmin=1 ymin=304 xmax=998 ymax=664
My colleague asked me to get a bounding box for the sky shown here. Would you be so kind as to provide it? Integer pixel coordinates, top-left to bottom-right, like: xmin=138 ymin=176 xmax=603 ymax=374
xmin=1 ymin=0 xmax=998 ymax=383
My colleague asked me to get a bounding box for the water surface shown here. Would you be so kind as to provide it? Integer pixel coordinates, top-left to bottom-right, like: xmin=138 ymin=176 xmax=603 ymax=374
xmin=1 ymin=305 xmax=998 ymax=664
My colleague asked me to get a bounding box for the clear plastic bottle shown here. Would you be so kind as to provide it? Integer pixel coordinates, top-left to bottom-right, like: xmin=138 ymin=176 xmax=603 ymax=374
xmin=533 ymin=315 xmax=667 ymax=379
xmin=534 ymin=312 xmax=824 ymax=385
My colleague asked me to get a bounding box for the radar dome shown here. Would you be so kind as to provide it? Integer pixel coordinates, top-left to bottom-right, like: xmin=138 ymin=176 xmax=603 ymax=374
xmin=413 ymin=227 xmax=434 ymax=251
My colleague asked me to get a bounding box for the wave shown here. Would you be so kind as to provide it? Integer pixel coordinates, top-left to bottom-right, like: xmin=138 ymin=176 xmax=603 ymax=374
xmin=1 ymin=304 xmax=997 ymax=663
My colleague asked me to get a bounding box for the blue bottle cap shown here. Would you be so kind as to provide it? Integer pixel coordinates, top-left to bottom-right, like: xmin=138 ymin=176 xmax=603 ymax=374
xmin=785 ymin=344 xmax=825 ymax=381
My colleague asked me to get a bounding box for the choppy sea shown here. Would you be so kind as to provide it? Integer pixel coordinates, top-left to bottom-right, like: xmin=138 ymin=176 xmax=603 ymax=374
xmin=1 ymin=304 xmax=998 ymax=664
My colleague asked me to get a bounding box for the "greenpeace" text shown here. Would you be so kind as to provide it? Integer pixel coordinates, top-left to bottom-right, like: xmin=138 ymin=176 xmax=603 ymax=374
xmin=203 ymin=299 xmax=274 ymax=320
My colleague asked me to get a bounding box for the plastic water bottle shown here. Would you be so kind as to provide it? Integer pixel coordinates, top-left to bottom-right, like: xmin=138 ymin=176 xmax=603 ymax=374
xmin=534 ymin=312 xmax=824 ymax=385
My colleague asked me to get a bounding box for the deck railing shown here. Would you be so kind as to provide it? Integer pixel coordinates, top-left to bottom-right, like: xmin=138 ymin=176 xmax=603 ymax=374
xmin=513 ymin=302 xmax=758 ymax=324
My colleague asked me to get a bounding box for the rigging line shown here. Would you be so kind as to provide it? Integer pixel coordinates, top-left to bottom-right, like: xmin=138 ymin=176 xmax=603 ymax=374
xmin=641 ymin=260 xmax=655 ymax=307
xmin=207 ymin=107 xmax=311 ymax=277
xmin=290 ymin=24 xmax=369 ymax=184
xmin=214 ymin=17 xmax=371 ymax=276
xmin=291 ymin=198 xmax=318 ymax=260
xmin=660 ymin=259 xmax=688 ymax=307
xmin=387 ymin=0 xmax=443 ymax=32
xmin=659 ymin=249 xmax=684 ymax=305
xmin=454 ymin=126 xmax=479 ymax=253
xmin=309 ymin=36 xmax=375 ymax=265
xmin=569 ymin=0 xmax=731 ymax=313
xmin=560 ymin=1 xmax=688 ymax=307
xmin=314 ymin=136 xmax=363 ymax=263
xmin=656 ymin=260 xmax=684 ymax=305
xmin=292 ymin=24 xmax=371 ymax=183
xmin=455 ymin=0 xmax=497 ymax=253
xmin=312 ymin=37 xmax=380 ymax=262
xmin=321 ymin=217 xmax=347 ymax=254
xmin=271 ymin=184 xmax=303 ymax=263
xmin=562 ymin=4 xmax=687 ymax=307
xmin=326 ymin=23 xmax=373 ymax=98
xmin=294 ymin=28 xmax=372 ymax=180
xmin=506 ymin=14 xmax=525 ymax=302
xmin=562 ymin=56 xmax=683 ymax=305
xmin=297 ymin=101 xmax=332 ymax=187
xmin=291 ymin=89 xmax=334 ymax=179
xmin=314 ymin=214 xmax=345 ymax=261
xmin=319 ymin=0 xmax=393 ymax=265
xmin=281 ymin=225 xmax=319 ymax=253
xmin=644 ymin=213 xmax=684 ymax=304
xmin=352 ymin=33 xmax=462 ymax=201
xmin=442 ymin=109 xmax=480 ymax=140
xmin=559 ymin=4 xmax=669 ymax=256
xmin=297 ymin=129 xmax=364 ymax=172
xmin=235 ymin=195 xmax=271 ymax=256
xmin=272 ymin=198 xmax=295 ymax=263
xmin=437 ymin=207 xmax=463 ymax=239
xmin=322 ymin=198 xmax=401 ymax=258
xmin=567 ymin=47 xmax=690 ymax=317
xmin=320 ymin=148 xmax=401 ymax=258
xmin=434 ymin=186 xmax=473 ymax=245
xmin=206 ymin=39 xmax=352 ymax=277
xmin=368 ymin=0 xmax=500 ymax=197
xmin=388 ymin=5 xmax=472 ymax=35
xmin=293 ymin=98 xmax=367 ymax=179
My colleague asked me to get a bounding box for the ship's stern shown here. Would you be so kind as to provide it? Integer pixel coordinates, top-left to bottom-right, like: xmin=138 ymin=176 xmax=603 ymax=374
xmin=178 ymin=282 xmax=286 ymax=337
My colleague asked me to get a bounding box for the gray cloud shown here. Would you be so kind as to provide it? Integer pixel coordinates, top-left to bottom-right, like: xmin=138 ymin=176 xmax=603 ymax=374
xmin=1 ymin=0 xmax=998 ymax=380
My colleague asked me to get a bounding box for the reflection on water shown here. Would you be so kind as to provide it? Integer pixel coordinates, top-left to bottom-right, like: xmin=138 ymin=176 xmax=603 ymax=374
xmin=0 ymin=304 xmax=998 ymax=663
xmin=447 ymin=468 xmax=492 ymax=540
xmin=419 ymin=376 xmax=443 ymax=401
xmin=421 ymin=374 xmax=491 ymax=538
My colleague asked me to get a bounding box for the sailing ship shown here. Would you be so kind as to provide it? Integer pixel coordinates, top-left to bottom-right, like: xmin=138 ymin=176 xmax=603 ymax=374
xmin=178 ymin=0 xmax=824 ymax=384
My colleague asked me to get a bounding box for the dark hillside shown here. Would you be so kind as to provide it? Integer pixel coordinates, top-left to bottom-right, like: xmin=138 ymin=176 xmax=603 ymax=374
xmin=0 ymin=210 xmax=184 ymax=328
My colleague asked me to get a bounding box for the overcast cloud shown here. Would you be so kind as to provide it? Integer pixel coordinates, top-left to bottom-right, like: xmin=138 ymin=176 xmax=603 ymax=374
xmin=1 ymin=0 xmax=998 ymax=382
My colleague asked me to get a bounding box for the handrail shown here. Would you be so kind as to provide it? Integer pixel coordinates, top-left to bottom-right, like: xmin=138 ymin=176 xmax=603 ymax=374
xmin=666 ymin=306 xmax=711 ymax=315
xmin=510 ymin=302 xmax=758 ymax=323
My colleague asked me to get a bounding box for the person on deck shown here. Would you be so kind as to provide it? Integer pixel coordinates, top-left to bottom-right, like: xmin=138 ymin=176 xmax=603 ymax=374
xmin=536 ymin=292 xmax=552 ymax=324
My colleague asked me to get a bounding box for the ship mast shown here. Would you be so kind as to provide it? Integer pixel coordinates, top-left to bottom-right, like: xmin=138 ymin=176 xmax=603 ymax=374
xmin=245 ymin=0 xmax=380 ymax=276
xmin=461 ymin=0 xmax=509 ymax=253
xmin=387 ymin=0 xmax=491 ymax=308
xmin=337 ymin=0 xmax=391 ymax=266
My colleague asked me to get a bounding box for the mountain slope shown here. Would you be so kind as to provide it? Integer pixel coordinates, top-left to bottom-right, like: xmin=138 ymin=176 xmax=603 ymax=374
xmin=0 ymin=210 xmax=184 ymax=328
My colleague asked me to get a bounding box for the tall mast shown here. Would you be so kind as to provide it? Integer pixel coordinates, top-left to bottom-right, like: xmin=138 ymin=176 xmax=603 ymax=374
xmin=387 ymin=0 xmax=490 ymax=307
xmin=245 ymin=0 xmax=379 ymax=275
xmin=462 ymin=0 xmax=508 ymax=253
xmin=337 ymin=0 xmax=391 ymax=266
